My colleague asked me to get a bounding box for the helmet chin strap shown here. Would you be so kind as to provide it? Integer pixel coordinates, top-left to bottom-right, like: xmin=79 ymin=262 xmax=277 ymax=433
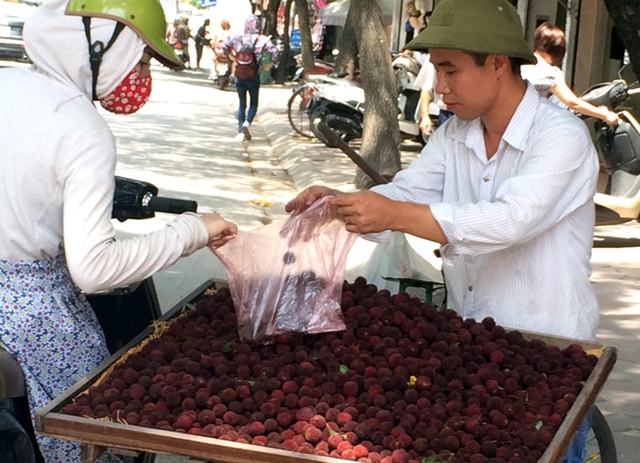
xmin=81 ymin=17 xmax=126 ymax=101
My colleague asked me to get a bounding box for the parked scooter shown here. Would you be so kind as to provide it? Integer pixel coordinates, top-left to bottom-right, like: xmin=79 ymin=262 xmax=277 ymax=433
xmin=306 ymin=75 xmax=365 ymax=147
xmin=306 ymin=56 xmax=437 ymax=148
xmin=579 ymin=64 xmax=640 ymax=227
xmin=0 ymin=177 xmax=196 ymax=463
xmin=291 ymin=55 xmax=336 ymax=83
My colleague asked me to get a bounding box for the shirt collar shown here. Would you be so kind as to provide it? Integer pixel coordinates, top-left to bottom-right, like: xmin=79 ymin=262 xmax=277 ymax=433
xmin=451 ymin=83 xmax=541 ymax=154
xmin=502 ymin=83 xmax=540 ymax=152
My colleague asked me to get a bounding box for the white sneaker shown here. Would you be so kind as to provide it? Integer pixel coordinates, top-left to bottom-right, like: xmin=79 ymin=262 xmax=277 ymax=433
xmin=242 ymin=121 xmax=252 ymax=141
xmin=234 ymin=132 xmax=245 ymax=142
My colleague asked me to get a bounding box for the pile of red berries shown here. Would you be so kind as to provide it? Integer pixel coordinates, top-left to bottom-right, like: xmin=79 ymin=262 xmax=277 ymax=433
xmin=63 ymin=277 xmax=597 ymax=463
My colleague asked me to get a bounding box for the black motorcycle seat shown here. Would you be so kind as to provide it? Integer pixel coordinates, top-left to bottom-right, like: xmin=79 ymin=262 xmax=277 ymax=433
xmin=0 ymin=348 xmax=25 ymax=400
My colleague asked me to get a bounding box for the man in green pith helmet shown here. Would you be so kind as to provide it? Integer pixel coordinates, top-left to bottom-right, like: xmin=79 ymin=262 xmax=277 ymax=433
xmin=286 ymin=2 xmax=598 ymax=460
xmin=0 ymin=1 xmax=237 ymax=461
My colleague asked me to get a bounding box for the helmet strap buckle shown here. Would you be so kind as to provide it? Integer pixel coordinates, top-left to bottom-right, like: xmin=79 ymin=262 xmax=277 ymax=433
xmin=81 ymin=17 xmax=126 ymax=101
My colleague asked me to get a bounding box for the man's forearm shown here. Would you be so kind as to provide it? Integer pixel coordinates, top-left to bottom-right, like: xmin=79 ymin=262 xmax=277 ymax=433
xmin=394 ymin=201 xmax=448 ymax=244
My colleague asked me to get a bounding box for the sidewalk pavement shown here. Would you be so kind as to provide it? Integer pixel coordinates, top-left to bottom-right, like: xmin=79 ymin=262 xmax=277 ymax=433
xmin=109 ymin=67 xmax=638 ymax=462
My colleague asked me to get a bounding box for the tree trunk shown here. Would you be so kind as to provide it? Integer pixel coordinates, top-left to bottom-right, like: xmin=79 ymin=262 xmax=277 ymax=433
xmin=263 ymin=0 xmax=282 ymax=37
xmin=351 ymin=0 xmax=402 ymax=189
xmin=275 ymin=0 xmax=294 ymax=84
xmin=334 ymin=2 xmax=358 ymax=78
xmin=602 ymin=0 xmax=640 ymax=81
xmin=294 ymin=0 xmax=315 ymax=70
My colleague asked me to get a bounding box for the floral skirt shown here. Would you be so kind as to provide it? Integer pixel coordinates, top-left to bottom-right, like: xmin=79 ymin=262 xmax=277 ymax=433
xmin=0 ymin=257 xmax=114 ymax=462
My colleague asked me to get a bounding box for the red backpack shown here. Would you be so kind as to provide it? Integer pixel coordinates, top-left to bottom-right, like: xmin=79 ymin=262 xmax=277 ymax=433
xmin=234 ymin=38 xmax=259 ymax=80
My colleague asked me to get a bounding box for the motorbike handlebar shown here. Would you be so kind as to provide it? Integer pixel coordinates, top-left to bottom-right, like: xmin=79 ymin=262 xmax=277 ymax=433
xmin=148 ymin=196 xmax=198 ymax=214
xmin=113 ymin=177 xmax=199 ymax=221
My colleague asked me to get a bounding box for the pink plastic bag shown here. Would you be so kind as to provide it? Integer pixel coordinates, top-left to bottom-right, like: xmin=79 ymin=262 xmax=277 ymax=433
xmin=212 ymin=197 xmax=357 ymax=343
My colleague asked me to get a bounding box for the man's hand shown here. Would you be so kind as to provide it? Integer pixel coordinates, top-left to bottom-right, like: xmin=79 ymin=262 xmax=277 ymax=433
xmin=285 ymin=185 xmax=341 ymax=215
xmin=328 ymin=191 xmax=396 ymax=234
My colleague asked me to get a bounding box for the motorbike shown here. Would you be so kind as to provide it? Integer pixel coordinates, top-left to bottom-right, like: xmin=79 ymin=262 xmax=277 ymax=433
xmin=579 ymin=64 xmax=640 ymax=228
xmin=215 ymin=59 xmax=233 ymax=91
xmin=173 ymin=41 xmax=189 ymax=65
xmin=210 ymin=42 xmax=233 ymax=90
xmin=291 ymin=55 xmax=337 ymax=83
xmin=0 ymin=177 xmax=197 ymax=463
xmin=306 ymin=55 xmax=437 ymax=148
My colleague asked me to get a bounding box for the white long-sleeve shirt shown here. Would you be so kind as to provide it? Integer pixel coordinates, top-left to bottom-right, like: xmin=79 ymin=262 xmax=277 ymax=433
xmin=372 ymin=85 xmax=599 ymax=341
xmin=0 ymin=5 xmax=208 ymax=294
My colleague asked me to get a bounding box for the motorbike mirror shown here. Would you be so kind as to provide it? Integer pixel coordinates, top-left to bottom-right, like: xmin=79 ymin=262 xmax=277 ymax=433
xmin=618 ymin=63 xmax=638 ymax=86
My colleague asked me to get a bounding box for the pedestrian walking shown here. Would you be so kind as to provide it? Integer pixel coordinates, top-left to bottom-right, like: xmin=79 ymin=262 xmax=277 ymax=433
xmin=221 ymin=15 xmax=279 ymax=142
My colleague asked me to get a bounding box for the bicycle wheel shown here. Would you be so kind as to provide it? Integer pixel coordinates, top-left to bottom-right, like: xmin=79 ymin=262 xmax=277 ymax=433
xmin=287 ymin=86 xmax=314 ymax=138
xmin=586 ymin=405 xmax=617 ymax=463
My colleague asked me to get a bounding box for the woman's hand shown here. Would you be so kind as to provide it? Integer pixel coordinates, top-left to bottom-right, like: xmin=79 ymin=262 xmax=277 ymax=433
xmin=201 ymin=213 xmax=237 ymax=248
xmin=285 ymin=185 xmax=341 ymax=215
xmin=602 ymin=108 xmax=620 ymax=125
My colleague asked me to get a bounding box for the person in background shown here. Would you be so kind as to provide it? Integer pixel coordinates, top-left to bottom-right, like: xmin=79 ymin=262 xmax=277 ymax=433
xmin=194 ymin=18 xmax=211 ymax=70
xmin=222 ymin=14 xmax=279 ymax=142
xmin=210 ymin=18 xmax=232 ymax=78
xmin=418 ymin=10 xmax=431 ymax=34
xmin=166 ymin=18 xmax=180 ymax=49
xmin=174 ymin=16 xmax=192 ymax=69
xmin=404 ymin=0 xmax=422 ymax=46
xmin=0 ymin=1 xmax=236 ymax=461
xmin=414 ymin=55 xmax=453 ymax=136
xmin=521 ymin=22 xmax=619 ymax=125
xmin=286 ymin=2 xmax=598 ymax=462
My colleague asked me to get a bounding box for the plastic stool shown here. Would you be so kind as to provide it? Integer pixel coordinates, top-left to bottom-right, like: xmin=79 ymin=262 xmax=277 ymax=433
xmin=382 ymin=277 xmax=444 ymax=305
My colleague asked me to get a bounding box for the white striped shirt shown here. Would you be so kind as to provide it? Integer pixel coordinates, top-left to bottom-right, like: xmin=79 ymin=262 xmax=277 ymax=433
xmin=372 ymin=85 xmax=599 ymax=341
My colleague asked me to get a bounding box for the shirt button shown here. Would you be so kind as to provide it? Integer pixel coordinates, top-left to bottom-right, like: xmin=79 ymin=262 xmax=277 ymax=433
xmin=482 ymin=176 xmax=490 ymax=182
xmin=468 ymin=285 xmax=473 ymax=291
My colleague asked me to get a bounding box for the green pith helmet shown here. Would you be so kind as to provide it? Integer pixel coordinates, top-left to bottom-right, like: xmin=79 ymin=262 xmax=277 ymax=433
xmin=65 ymin=0 xmax=185 ymax=70
xmin=406 ymin=0 xmax=535 ymax=64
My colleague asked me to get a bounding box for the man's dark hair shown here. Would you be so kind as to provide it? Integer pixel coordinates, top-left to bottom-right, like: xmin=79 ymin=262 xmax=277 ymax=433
xmin=467 ymin=52 xmax=525 ymax=76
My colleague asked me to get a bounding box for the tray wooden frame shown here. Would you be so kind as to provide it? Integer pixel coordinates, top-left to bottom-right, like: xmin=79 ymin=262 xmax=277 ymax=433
xmin=36 ymin=280 xmax=617 ymax=463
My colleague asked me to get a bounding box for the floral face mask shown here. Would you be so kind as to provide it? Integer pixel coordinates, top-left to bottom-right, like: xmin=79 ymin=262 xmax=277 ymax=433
xmin=99 ymin=68 xmax=152 ymax=114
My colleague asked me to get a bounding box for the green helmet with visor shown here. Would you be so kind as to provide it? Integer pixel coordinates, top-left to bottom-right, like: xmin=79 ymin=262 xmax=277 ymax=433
xmin=66 ymin=0 xmax=184 ymax=71
xmin=406 ymin=0 xmax=535 ymax=65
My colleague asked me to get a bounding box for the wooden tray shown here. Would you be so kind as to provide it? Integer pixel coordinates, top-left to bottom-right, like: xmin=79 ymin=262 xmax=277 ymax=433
xmin=36 ymin=281 xmax=617 ymax=463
